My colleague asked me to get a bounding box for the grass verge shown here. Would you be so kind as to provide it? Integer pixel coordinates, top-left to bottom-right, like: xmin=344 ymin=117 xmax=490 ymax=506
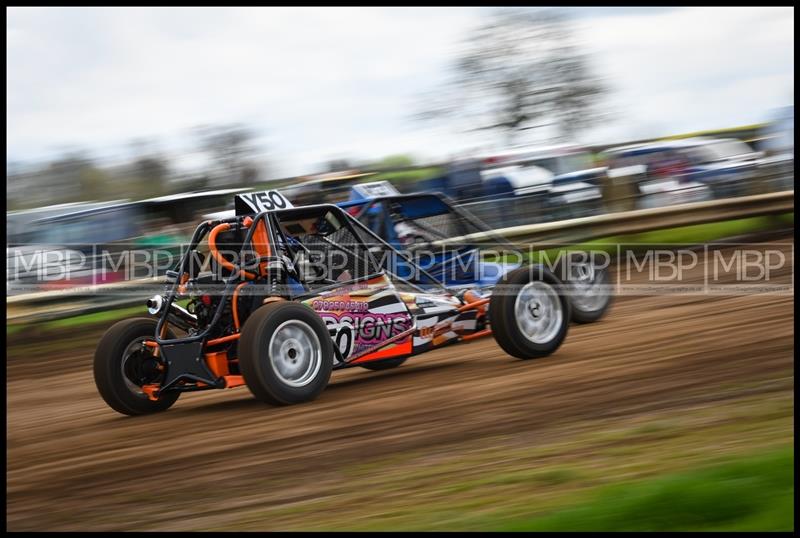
xmin=7 ymin=298 xmax=191 ymax=338
xmin=498 ymin=446 xmax=793 ymax=531
xmin=517 ymin=212 xmax=793 ymax=263
xmin=203 ymin=389 xmax=792 ymax=531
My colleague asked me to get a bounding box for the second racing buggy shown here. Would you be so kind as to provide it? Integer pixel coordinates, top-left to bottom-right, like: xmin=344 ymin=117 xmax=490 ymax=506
xmin=340 ymin=181 xmax=612 ymax=324
xmin=94 ymin=190 xmax=580 ymax=415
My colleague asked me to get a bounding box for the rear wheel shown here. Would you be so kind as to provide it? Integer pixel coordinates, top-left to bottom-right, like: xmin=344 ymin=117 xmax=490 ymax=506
xmin=556 ymin=253 xmax=613 ymax=324
xmin=93 ymin=318 xmax=179 ymax=416
xmin=239 ymin=302 xmax=333 ymax=405
xmin=489 ymin=266 xmax=570 ymax=359
xmin=359 ymin=357 xmax=408 ymax=371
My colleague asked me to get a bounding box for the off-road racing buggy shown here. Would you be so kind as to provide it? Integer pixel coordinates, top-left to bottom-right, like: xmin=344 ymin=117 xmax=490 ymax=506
xmin=340 ymin=182 xmax=612 ymax=324
xmin=94 ymin=190 xmax=578 ymax=415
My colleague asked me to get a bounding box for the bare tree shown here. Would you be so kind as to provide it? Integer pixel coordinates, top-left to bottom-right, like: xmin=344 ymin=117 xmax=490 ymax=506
xmin=195 ymin=123 xmax=262 ymax=187
xmin=46 ymin=151 xmax=104 ymax=202
xmin=124 ymin=137 xmax=171 ymax=197
xmin=418 ymin=9 xmax=608 ymax=146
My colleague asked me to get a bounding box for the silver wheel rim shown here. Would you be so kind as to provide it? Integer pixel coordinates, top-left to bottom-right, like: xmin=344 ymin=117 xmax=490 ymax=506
xmin=569 ymin=263 xmax=610 ymax=313
xmin=515 ymin=281 xmax=564 ymax=344
xmin=269 ymin=320 xmax=322 ymax=388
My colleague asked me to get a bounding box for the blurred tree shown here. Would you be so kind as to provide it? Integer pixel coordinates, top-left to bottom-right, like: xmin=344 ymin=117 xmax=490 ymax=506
xmin=195 ymin=123 xmax=262 ymax=187
xmin=77 ymin=166 xmax=112 ymax=201
xmin=180 ymin=174 xmax=211 ymax=191
xmin=46 ymin=152 xmax=100 ymax=202
xmin=418 ymin=9 xmax=608 ymax=145
xmin=128 ymin=155 xmax=170 ymax=197
xmin=134 ymin=156 xmax=169 ymax=185
xmin=325 ymin=159 xmax=353 ymax=173
xmin=115 ymin=137 xmax=172 ymax=198
xmin=375 ymin=154 xmax=415 ymax=169
xmin=6 ymin=161 xmax=29 ymax=208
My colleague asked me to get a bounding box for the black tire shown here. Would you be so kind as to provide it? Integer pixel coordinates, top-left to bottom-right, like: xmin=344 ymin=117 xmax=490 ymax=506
xmin=359 ymin=357 xmax=408 ymax=371
xmin=489 ymin=265 xmax=570 ymax=360
xmin=555 ymin=253 xmax=613 ymax=324
xmin=239 ymin=302 xmax=333 ymax=405
xmin=93 ymin=317 xmax=179 ymax=416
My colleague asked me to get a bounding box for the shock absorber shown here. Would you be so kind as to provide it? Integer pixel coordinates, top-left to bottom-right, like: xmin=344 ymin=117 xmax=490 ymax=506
xmin=264 ymin=255 xmax=293 ymax=298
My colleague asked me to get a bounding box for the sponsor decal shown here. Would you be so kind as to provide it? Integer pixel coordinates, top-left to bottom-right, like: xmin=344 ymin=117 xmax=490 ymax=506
xmin=311 ymin=299 xmax=368 ymax=312
xmin=352 ymin=180 xmax=401 ymax=198
xmin=321 ymin=311 xmax=412 ymax=360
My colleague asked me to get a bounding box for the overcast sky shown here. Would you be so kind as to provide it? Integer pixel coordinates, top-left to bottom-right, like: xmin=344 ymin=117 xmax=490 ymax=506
xmin=6 ymin=7 xmax=794 ymax=177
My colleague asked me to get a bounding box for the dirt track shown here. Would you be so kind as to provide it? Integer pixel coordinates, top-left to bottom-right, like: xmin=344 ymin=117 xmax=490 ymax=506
xmin=6 ymin=240 xmax=795 ymax=531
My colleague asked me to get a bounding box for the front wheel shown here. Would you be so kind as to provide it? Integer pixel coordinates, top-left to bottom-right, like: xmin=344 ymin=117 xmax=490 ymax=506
xmin=489 ymin=266 xmax=570 ymax=360
xmin=239 ymin=302 xmax=333 ymax=405
xmin=93 ymin=318 xmax=179 ymax=416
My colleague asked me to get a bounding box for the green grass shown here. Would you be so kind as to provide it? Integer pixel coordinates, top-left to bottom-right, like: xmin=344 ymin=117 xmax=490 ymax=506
xmin=369 ymin=167 xmax=443 ymax=184
xmin=7 ymin=305 xmax=147 ymax=338
xmin=603 ymin=212 xmax=793 ymax=246
xmin=520 ymin=212 xmax=794 ymax=264
xmin=42 ymin=305 xmax=148 ymax=330
xmin=208 ymin=390 xmax=792 ymax=532
xmin=7 ymin=298 xmax=191 ymax=337
xmin=497 ymin=446 xmax=794 ymax=532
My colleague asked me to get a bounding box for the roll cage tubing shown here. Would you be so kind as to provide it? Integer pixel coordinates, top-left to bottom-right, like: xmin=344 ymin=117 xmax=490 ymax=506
xmin=154 ymin=204 xmax=453 ymax=346
xmin=343 ymin=193 xmax=520 ymax=275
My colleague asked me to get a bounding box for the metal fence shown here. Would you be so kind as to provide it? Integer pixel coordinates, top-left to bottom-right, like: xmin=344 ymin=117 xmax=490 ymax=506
xmin=459 ymin=160 xmax=794 ymax=230
xmin=6 ymin=159 xmax=795 ymax=322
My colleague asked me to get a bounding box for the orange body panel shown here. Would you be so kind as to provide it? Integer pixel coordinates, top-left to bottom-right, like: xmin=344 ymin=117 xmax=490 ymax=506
xmin=223 ymin=375 xmax=246 ymax=388
xmin=205 ymin=351 xmax=230 ymax=378
xmin=351 ymin=339 xmax=413 ymax=364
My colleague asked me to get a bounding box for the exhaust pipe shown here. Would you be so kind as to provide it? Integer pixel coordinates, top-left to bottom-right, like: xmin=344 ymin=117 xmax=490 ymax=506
xmin=147 ymin=295 xmax=198 ymax=332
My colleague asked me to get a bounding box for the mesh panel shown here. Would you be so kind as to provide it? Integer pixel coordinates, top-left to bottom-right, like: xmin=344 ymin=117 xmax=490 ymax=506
xmin=280 ymin=215 xmax=379 ymax=285
xmin=399 ymin=210 xmax=484 ymax=241
xmin=349 ymin=219 xmax=417 ymax=283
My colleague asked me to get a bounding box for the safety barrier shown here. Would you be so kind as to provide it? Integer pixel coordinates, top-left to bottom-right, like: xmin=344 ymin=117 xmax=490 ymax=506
xmin=7 ymin=190 xmax=794 ymax=323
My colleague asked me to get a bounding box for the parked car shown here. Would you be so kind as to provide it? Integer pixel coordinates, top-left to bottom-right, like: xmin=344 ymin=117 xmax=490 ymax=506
xmin=755 ymin=106 xmax=794 ymax=192
xmin=479 ymin=145 xmax=605 ymax=219
xmin=6 ymin=189 xmax=251 ymax=291
xmin=413 ymin=145 xmax=603 ymax=212
xmin=601 ymin=137 xmax=767 ymax=208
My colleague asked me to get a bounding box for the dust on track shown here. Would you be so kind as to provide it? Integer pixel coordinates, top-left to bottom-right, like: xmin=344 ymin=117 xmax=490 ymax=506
xmin=6 ymin=241 xmax=794 ymax=530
